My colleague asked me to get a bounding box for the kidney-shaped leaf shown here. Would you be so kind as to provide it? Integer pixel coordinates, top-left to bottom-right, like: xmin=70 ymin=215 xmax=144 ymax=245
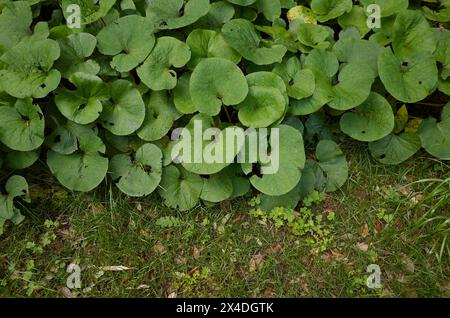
xmin=100 ymin=79 xmax=145 ymax=136
xmin=378 ymin=48 xmax=438 ymax=103
xmin=222 ymin=19 xmax=287 ymax=65
xmin=190 ymin=57 xmax=248 ymax=115
xmin=369 ymin=132 xmax=422 ymax=165
xmin=47 ymin=126 xmax=109 ymax=192
xmin=146 ymin=0 xmax=211 ymax=29
xmin=158 ymin=165 xmax=204 ymax=211
xmin=137 ymin=37 xmax=191 ymax=91
xmin=55 ymin=72 xmax=109 ymax=125
xmin=110 ymin=143 xmax=162 ymax=197
xmin=97 ymin=15 xmax=156 ymax=72
xmin=0 ymin=99 xmax=45 ymax=152
xmin=340 ymin=92 xmax=395 ymax=142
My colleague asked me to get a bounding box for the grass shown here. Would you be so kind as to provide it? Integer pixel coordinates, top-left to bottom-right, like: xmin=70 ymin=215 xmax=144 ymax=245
xmin=0 ymin=144 xmax=449 ymax=298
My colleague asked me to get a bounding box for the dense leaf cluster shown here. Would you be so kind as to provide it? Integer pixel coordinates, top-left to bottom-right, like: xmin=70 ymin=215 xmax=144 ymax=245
xmin=0 ymin=0 xmax=449 ymax=228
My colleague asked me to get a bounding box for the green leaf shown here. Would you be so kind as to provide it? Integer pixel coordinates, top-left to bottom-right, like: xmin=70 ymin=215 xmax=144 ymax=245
xmin=100 ymin=79 xmax=146 ymax=136
xmin=0 ymin=33 xmax=61 ymax=99
xmin=186 ymin=29 xmax=241 ymax=68
xmin=392 ymin=10 xmax=436 ymax=59
xmin=0 ymin=175 xmax=29 ymax=231
xmin=340 ymin=92 xmax=395 ymax=142
xmin=190 ymin=57 xmax=248 ymax=116
xmin=61 ymin=0 xmax=116 ymax=25
xmin=314 ymin=140 xmax=348 ymax=192
xmin=247 ymin=125 xmax=305 ymax=196
xmin=96 ymin=15 xmax=156 ymax=72
xmin=55 ymin=72 xmax=109 ymax=125
xmin=0 ymin=1 xmax=32 ymax=54
xmin=417 ymin=103 xmax=450 ymax=160
xmin=146 ymin=0 xmax=211 ymax=30
xmin=4 ymin=150 xmax=40 ymax=170
xmin=158 ymin=165 xmax=204 ymax=211
xmin=137 ymin=36 xmax=191 ymax=91
xmin=311 ymin=0 xmax=352 ymax=22
xmin=137 ymin=91 xmax=180 ymax=142
xmin=378 ymin=48 xmax=438 ymax=103
xmin=238 ymin=71 xmax=287 ymax=128
xmin=173 ymin=73 xmax=197 ymax=114
xmin=328 ymin=63 xmax=375 ymax=111
xmin=0 ymin=98 xmax=45 ymax=151
xmin=55 ymin=33 xmax=99 ymax=78
xmin=360 ymin=0 xmax=408 ymax=17
xmin=369 ymin=132 xmax=422 ymax=165
xmin=296 ymin=23 xmax=333 ymax=50
xmin=200 ymin=170 xmax=233 ymax=203
xmin=222 ymin=19 xmax=287 ymax=65
xmin=110 ymin=143 xmax=162 ymax=197
xmin=47 ymin=125 xmax=108 ymax=192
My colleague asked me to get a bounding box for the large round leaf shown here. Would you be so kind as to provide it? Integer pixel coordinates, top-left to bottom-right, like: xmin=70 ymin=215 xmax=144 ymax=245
xmin=47 ymin=128 xmax=108 ymax=192
xmin=340 ymin=92 xmax=395 ymax=142
xmin=55 ymin=72 xmax=109 ymax=125
xmin=186 ymin=29 xmax=241 ymax=68
xmin=100 ymin=80 xmax=145 ymax=136
xmin=222 ymin=19 xmax=287 ymax=65
xmin=314 ymin=140 xmax=348 ymax=192
xmin=247 ymin=125 xmax=305 ymax=196
xmin=311 ymin=0 xmax=352 ymax=22
xmin=96 ymin=15 xmax=156 ymax=72
xmin=417 ymin=104 xmax=450 ymax=160
xmin=369 ymin=133 xmax=422 ymax=165
xmin=328 ymin=63 xmax=375 ymax=111
xmin=146 ymin=0 xmax=211 ymax=30
xmin=190 ymin=57 xmax=248 ymax=116
xmin=378 ymin=48 xmax=438 ymax=103
xmin=0 ymin=35 xmax=60 ymax=99
xmin=0 ymin=99 xmax=44 ymax=151
xmin=55 ymin=33 xmax=99 ymax=78
xmin=200 ymin=171 xmax=233 ymax=203
xmin=158 ymin=165 xmax=204 ymax=211
xmin=110 ymin=143 xmax=162 ymax=197
xmin=137 ymin=37 xmax=191 ymax=91
xmin=137 ymin=91 xmax=180 ymax=142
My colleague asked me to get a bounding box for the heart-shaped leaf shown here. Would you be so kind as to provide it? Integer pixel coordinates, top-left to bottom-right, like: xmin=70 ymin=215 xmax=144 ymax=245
xmin=340 ymin=92 xmax=395 ymax=142
xmin=190 ymin=57 xmax=248 ymax=116
xmin=110 ymin=143 xmax=163 ymax=197
xmin=137 ymin=37 xmax=191 ymax=91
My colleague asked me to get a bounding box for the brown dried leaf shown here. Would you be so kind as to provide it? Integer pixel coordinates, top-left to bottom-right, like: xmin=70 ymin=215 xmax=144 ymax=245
xmin=361 ymin=223 xmax=369 ymax=238
xmin=249 ymin=254 xmax=265 ymax=272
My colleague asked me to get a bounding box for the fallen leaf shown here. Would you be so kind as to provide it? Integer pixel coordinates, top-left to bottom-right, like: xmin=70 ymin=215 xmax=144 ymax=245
xmin=356 ymin=242 xmax=369 ymax=252
xmin=402 ymin=255 xmax=415 ymax=273
xmin=375 ymin=221 xmax=383 ymax=234
xmin=140 ymin=229 xmax=151 ymax=239
xmin=263 ymin=287 xmax=274 ymax=297
xmin=153 ymin=241 xmax=167 ymax=255
xmin=411 ymin=194 xmax=424 ymax=204
xmin=192 ymin=245 xmax=202 ymax=259
xmin=136 ymin=284 xmax=150 ymax=290
xmin=399 ymin=187 xmax=412 ymax=196
xmin=188 ymin=267 xmax=200 ymax=276
xmin=361 ymin=223 xmax=369 ymax=238
xmin=403 ymin=175 xmax=414 ymax=183
xmin=249 ymin=254 xmax=265 ymax=272
xmin=175 ymin=255 xmax=187 ymax=265
xmin=168 ymin=292 xmax=177 ymax=298
xmin=99 ymin=266 xmax=133 ymax=271
xmin=59 ymin=287 xmax=79 ymax=298
xmin=136 ymin=203 xmax=143 ymax=211
xmin=265 ymin=244 xmax=283 ymax=255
